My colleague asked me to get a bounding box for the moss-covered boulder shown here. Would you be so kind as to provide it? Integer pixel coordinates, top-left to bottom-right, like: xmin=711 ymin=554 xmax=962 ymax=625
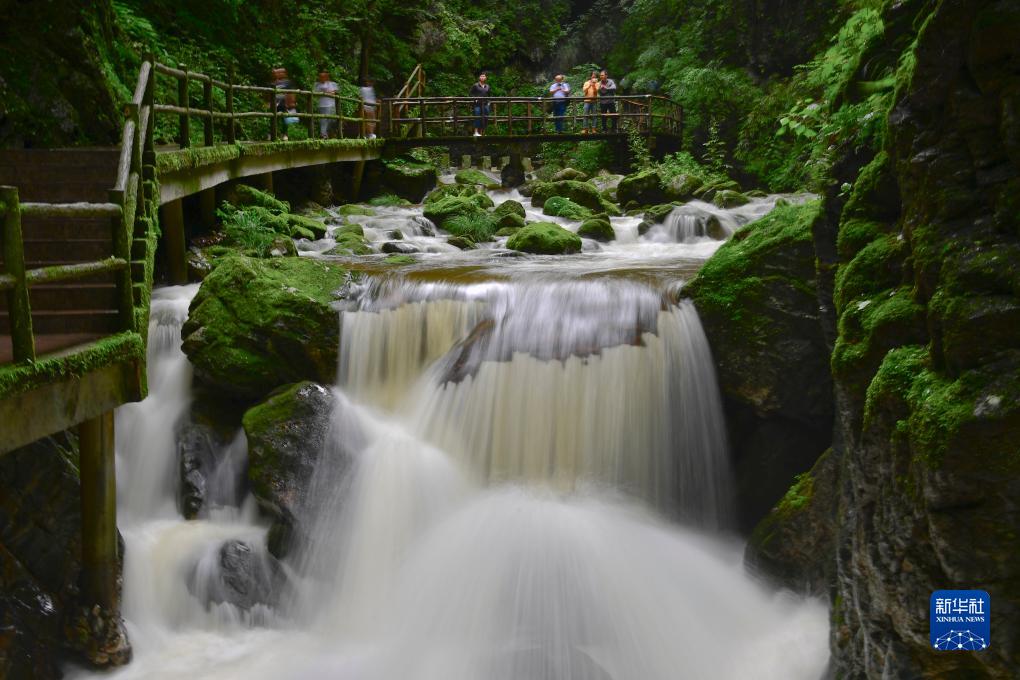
xmin=542 ymin=196 xmax=593 ymax=221
xmin=617 ymin=169 xmax=666 ymax=206
xmin=326 ymin=229 xmax=373 ymax=256
xmin=422 ymin=194 xmax=495 ymax=240
xmin=443 ymin=213 xmax=498 ymax=242
xmin=236 ymin=184 xmax=290 ymax=213
xmin=684 ymin=201 xmax=833 ymax=530
xmin=495 ymin=212 xmax=527 ymax=231
xmin=425 ymin=182 xmax=483 ymax=204
xmin=336 ymin=204 xmax=375 ymax=217
xmin=643 ymin=203 xmax=676 ymax=224
xmin=243 ymin=381 xmax=339 ymax=558
xmin=551 ymin=167 xmax=589 ymax=182
xmin=494 ymin=226 xmax=522 ymax=237
xmin=663 ymin=174 xmax=705 ymax=202
xmin=577 ymin=218 xmax=615 ymax=242
xmin=506 ymin=222 xmax=582 ymax=254
xmin=447 ymin=235 xmax=476 ymax=250
xmin=713 ymin=190 xmax=750 ymax=209
xmin=285 ymin=213 xmax=327 ymax=240
xmin=381 ymin=158 xmax=438 ymax=202
xmin=531 ymin=180 xmax=603 ymax=212
xmin=493 ymin=199 xmax=526 ymax=219
xmin=454 ymin=168 xmax=500 ymax=189
xmin=182 ymin=256 xmax=349 ymax=400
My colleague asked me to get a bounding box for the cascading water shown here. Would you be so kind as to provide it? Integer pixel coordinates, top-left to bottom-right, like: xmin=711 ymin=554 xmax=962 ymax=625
xmin=73 ymin=171 xmax=828 ymax=680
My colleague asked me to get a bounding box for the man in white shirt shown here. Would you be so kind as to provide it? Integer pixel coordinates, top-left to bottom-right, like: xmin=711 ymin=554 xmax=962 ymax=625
xmin=548 ymin=75 xmax=571 ymax=133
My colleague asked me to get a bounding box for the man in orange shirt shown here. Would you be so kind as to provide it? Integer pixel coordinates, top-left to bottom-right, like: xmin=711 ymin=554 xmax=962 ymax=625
xmin=582 ymin=71 xmax=599 ymax=134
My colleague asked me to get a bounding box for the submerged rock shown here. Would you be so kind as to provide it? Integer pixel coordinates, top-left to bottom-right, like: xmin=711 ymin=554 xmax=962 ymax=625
xmin=506 ymin=222 xmax=582 ymax=255
xmin=182 ymin=256 xmax=350 ymax=400
xmin=188 ymin=539 xmax=287 ymax=612
xmin=381 ymin=241 xmax=419 ymax=254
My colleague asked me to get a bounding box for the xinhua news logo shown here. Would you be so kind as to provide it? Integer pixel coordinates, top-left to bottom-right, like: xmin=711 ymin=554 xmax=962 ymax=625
xmin=930 ymin=590 xmax=990 ymax=651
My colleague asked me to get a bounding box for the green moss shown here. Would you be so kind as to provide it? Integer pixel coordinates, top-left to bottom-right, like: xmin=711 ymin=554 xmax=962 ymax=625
xmin=285 ymin=213 xmax=327 ymax=239
xmin=329 ymin=231 xmax=372 ymax=255
xmin=495 ymin=212 xmax=526 ymax=231
xmin=444 ymin=213 xmax=498 ymax=242
xmin=0 ymin=332 xmax=145 ymax=400
xmin=455 ymin=168 xmax=500 ymax=188
xmin=713 ymin=190 xmax=750 ymax=208
xmin=493 ymin=200 xmax=526 ymax=219
xmin=531 ymin=180 xmax=605 ymax=212
xmin=156 ymin=144 xmax=241 ymax=174
xmin=577 ymin=218 xmax=615 ymax=242
xmin=336 ymin=224 xmax=364 ymax=237
xmin=834 ymin=234 xmax=907 ymax=311
xmin=685 ymin=201 xmax=821 ymax=337
xmin=236 ymin=185 xmax=290 ymax=213
xmin=336 ymin=204 xmax=375 ymax=217
xmin=643 ymin=204 xmax=676 ymax=224
xmin=776 ymin=471 xmax=815 ymax=516
xmin=425 ymin=183 xmax=483 ymax=204
xmin=506 ymin=222 xmax=582 ymax=255
xmin=384 ymin=254 xmax=417 ymax=265
xmin=543 ymin=196 xmax=592 ymax=221
xmin=368 ymin=194 xmax=412 ymax=206
xmin=423 ymin=195 xmax=491 ymax=229
xmin=863 ymin=345 xmax=928 ymax=431
xmin=836 ymin=218 xmax=884 ymax=260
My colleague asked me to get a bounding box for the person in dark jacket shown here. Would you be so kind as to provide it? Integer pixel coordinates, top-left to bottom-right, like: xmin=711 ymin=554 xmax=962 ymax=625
xmin=470 ymin=72 xmax=492 ymax=136
xmin=598 ymin=70 xmax=618 ymax=132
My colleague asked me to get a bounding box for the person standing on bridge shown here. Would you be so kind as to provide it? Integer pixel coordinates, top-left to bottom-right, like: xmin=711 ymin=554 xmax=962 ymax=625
xmin=360 ymin=78 xmax=378 ymax=139
xmin=548 ymin=75 xmax=570 ymax=133
xmin=271 ymin=68 xmax=294 ymax=140
xmin=315 ymin=70 xmax=339 ymax=139
xmin=470 ymin=72 xmax=492 ymax=137
xmin=598 ymin=70 xmax=618 ymax=132
xmin=582 ymin=71 xmax=600 ymax=134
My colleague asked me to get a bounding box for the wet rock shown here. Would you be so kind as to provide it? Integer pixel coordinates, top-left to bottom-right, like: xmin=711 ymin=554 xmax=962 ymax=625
xmin=551 ymin=167 xmax=589 ymax=182
xmin=425 ymin=182 xmax=485 ymax=204
xmin=684 ymin=202 xmax=833 ymax=530
xmin=530 ymin=180 xmax=611 ymax=214
xmin=188 ymin=540 xmax=287 ymax=612
xmin=244 ymin=381 xmax=340 ymax=558
xmin=182 ymin=256 xmax=350 ymax=400
xmin=643 ymin=203 xmax=676 ymax=224
xmin=495 ymin=212 xmax=526 ymax=231
xmin=381 ymin=157 xmax=438 ymax=202
xmin=493 ymin=199 xmax=526 ymax=219
xmin=177 ymin=393 xmax=247 ymax=519
xmin=381 ymin=241 xmax=419 ymax=254
xmin=455 ymin=168 xmax=500 ymax=189
xmin=447 ymin=235 xmax=476 ymax=250
xmin=386 ymin=229 xmax=404 ymax=240
xmin=616 ymin=169 xmax=666 ymax=206
xmin=542 ymin=196 xmax=592 ymax=221
xmin=577 ymin=218 xmax=615 ymax=242
xmin=506 ymin=222 xmax=582 ymax=255
xmin=663 ymin=174 xmax=704 ymax=202
xmin=409 ymin=216 xmax=435 ymax=236
xmin=500 ymin=162 xmax=526 ymax=188
xmin=713 ymin=190 xmax=750 ymax=208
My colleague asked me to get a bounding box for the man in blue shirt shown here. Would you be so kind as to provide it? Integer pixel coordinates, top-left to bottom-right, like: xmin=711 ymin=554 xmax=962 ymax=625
xmin=548 ymin=75 xmax=570 ymax=133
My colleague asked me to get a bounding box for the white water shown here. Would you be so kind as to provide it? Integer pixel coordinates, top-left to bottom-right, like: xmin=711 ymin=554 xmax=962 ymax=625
xmin=73 ymin=174 xmax=829 ymax=679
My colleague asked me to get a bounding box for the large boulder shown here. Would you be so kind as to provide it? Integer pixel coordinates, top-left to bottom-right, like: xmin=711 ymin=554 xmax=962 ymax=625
xmin=542 ymin=196 xmax=592 ymax=221
xmin=616 ymin=169 xmax=666 ymax=206
xmin=177 ymin=392 xmax=249 ymax=519
xmin=530 ymin=180 xmax=604 ymax=212
xmin=182 ymin=256 xmax=349 ymax=400
xmin=187 ymin=540 xmax=288 ymax=612
xmin=424 ymin=182 xmax=483 ymax=204
xmin=684 ymin=201 xmax=833 ymax=530
xmin=551 ymin=167 xmax=589 ymax=182
xmin=454 ymin=168 xmax=500 ymax=189
xmin=243 ymin=381 xmax=341 ymax=558
xmin=506 ymin=222 xmax=582 ymax=255
xmin=381 ymin=158 xmax=438 ymax=202
xmin=663 ymin=174 xmax=704 ymax=202
xmin=493 ymin=199 xmax=526 ymax=219
xmin=577 ymin=218 xmax=615 ymax=242
xmin=422 ymin=194 xmax=493 ymax=229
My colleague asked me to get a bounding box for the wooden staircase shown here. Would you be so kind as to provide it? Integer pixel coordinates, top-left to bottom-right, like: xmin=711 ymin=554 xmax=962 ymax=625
xmin=0 ymin=149 xmax=122 ymax=360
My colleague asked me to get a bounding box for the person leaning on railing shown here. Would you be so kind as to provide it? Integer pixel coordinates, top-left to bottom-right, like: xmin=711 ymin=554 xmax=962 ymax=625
xmin=598 ymin=70 xmax=617 ymax=132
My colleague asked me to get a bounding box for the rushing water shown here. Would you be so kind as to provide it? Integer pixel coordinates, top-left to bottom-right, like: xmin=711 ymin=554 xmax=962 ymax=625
xmin=72 ymin=171 xmax=827 ymax=679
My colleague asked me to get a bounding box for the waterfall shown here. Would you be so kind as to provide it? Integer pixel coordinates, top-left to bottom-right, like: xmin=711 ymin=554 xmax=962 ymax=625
xmin=73 ymin=192 xmax=829 ymax=680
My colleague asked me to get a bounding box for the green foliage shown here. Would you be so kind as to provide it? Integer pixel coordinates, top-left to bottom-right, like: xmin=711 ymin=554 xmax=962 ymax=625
xmin=702 ymin=118 xmax=732 ymax=176
xmin=626 ymin=126 xmax=653 ymax=171
xmin=219 ymin=206 xmax=278 ymax=256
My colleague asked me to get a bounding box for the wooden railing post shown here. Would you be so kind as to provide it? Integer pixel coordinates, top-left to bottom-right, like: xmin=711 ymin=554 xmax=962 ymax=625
xmin=203 ymin=77 xmax=214 ymax=146
xmin=109 ymin=188 xmax=134 ymax=332
xmin=0 ymin=186 xmax=35 ymax=362
xmin=142 ymin=54 xmax=156 ymax=178
xmin=307 ymin=90 xmax=315 ymax=138
xmin=226 ymin=66 xmax=236 ymax=144
xmin=79 ymin=411 xmax=118 ymax=609
xmin=419 ymin=96 xmax=425 ymax=138
xmin=270 ymin=88 xmax=279 ymax=141
xmin=178 ymin=63 xmax=190 ymax=149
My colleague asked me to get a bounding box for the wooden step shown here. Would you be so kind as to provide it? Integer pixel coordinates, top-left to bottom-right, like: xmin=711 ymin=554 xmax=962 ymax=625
xmin=22 ymin=239 xmax=113 ymax=264
xmin=0 ymin=332 xmax=109 ymax=365
xmin=18 ymin=216 xmax=113 ymax=240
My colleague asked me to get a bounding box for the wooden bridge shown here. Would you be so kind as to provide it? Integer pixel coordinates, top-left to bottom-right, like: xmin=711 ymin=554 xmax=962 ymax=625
xmin=0 ymin=58 xmax=681 ymax=649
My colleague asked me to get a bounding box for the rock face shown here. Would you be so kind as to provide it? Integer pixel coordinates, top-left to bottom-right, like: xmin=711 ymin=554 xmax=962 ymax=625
xmin=0 ymin=433 xmax=130 ymax=678
xmin=822 ymin=3 xmax=1020 ymax=676
xmin=684 ymin=201 xmax=834 ymax=530
xmin=177 ymin=393 xmax=248 ymax=519
xmin=506 ymin=222 xmax=582 ymax=255
xmin=182 ymin=256 xmax=350 ymax=401
xmin=243 ymin=381 xmax=340 ymax=558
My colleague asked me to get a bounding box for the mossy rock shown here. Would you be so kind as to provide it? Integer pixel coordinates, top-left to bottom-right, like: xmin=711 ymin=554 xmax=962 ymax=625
xmin=531 ymin=180 xmax=604 ymax=212
xmin=495 ymin=212 xmax=526 ymax=231
xmin=494 ymin=226 xmax=522 ymax=237
xmin=384 ymin=254 xmax=417 ymax=265
xmin=447 ymin=235 xmax=476 ymax=250
xmin=551 ymin=167 xmax=589 ymax=182
xmin=328 ymin=231 xmax=372 ymax=256
xmin=713 ymin=190 xmax=750 ymax=208
xmin=243 ymin=381 xmax=338 ymax=558
xmin=422 ymin=194 xmax=492 ymax=229
xmin=368 ymin=194 xmax=413 ymax=207
xmin=425 ymin=183 xmax=483 ymax=204
xmin=617 ymin=169 xmax=666 ymax=206
xmin=236 ymin=185 xmax=290 ymax=213
xmin=335 ymin=223 xmax=364 ymax=238
xmin=663 ymin=174 xmax=705 ymax=202
xmin=336 ymin=204 xmax=375 ymax=217
xmin=182 ymin=256 xmax=350 ymax=400
xmin=577 ymin=218 xmax=615 ymax=242
xmin=381 ymin=157 xmax=439 ymax=202
xmin=506 ymin=222 xmax=582 ymax=254
xmin=644 ymin=204 xmax=677 ymax=224
xmin=454 ymin=168 xmax=500 ymax=189
xmin=444 ymin=212 xmax=498 ymax=242
xmin=542 ymin=196 xmax=593 ymax=221
xmin=285 ymin=213 xmax=327 ymax=240
xmin=493 ymin=199 xmax=526 ymax=219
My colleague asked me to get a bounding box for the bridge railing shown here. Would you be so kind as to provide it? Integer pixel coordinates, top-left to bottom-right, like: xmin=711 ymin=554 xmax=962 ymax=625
xmin=0 ymin=57 xmax=155 ymax=364
xmin=381 ymin=95 xmax=683 ymax=139
xmin=150 ymin=61 xmax=372 ymax=147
